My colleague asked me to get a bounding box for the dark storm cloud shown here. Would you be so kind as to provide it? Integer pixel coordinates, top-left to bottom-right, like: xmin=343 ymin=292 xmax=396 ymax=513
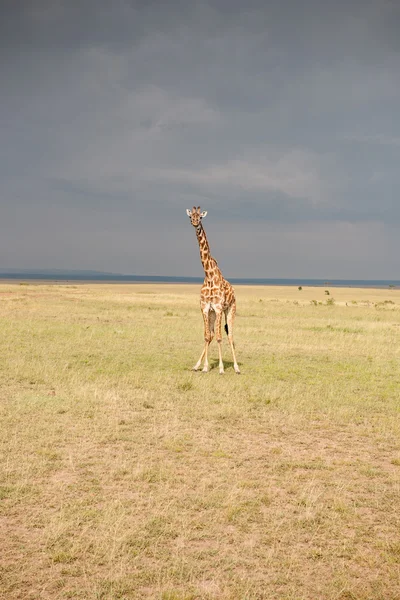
xmin=0 ymin=0 xmax=399 ymax=277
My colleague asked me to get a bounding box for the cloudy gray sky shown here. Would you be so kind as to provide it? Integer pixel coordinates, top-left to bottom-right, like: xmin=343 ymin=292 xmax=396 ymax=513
xmin=1 ymin=0 xmax=399 ymax=278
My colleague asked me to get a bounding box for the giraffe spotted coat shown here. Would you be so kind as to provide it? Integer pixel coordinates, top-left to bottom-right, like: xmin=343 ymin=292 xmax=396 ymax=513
xmin=186 ymin=206 xmax=240 ymax=374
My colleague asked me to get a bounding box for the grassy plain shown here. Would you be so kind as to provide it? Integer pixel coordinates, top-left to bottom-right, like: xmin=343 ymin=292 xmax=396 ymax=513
xmin=0 ymin=282 xmax=399 ymax=600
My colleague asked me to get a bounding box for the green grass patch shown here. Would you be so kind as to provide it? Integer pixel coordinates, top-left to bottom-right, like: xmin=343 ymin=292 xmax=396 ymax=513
xmin=0 ymin=282 xmax=399 ymax=599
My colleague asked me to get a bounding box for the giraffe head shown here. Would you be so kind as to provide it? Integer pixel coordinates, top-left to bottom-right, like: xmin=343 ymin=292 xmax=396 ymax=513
xmin=186 ymin=206 xmax=207 ymax=227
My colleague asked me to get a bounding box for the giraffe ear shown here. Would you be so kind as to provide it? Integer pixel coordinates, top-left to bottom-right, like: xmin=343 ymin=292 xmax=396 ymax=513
xmin=186 ymin=209 xmax=192 ymax=217
xmin=200 ymin=211 xmax=207 ymax=218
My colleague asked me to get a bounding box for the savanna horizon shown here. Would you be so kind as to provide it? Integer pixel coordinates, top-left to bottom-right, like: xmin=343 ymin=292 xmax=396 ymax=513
xmin=1 ymin=282 xmax=399 ymax=599
xmin=0 ymin=269 xmax=400 ymax=289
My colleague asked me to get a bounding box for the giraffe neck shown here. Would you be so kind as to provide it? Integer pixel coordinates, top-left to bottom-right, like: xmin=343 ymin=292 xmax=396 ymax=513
xmin=195 ymin=222 xmax=219 ymax=281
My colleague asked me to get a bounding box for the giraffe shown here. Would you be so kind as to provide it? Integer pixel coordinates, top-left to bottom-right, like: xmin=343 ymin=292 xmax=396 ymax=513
xmin=186 ymin=206 xmax=240 ymax=374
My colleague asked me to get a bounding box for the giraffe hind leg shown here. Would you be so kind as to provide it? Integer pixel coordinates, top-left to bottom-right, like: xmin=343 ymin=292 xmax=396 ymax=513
xmin=214 ymin=310 xmax=225 ymax=374
xmin=226 ymin=305 xmax=240 ymax=373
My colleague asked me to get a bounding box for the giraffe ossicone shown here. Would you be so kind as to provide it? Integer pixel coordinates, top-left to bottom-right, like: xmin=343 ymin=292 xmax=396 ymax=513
xmin=186 ymin=208 xmax=207 ymax=218
xmin=186 ymin=206 xmax=240 ymax=374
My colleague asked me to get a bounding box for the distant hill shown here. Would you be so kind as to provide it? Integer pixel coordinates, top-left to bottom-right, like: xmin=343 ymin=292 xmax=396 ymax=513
xmin=0 ymin=268 xmax=122 ymax=276
xmin=0 ymin=270 xmax=398 ymax=289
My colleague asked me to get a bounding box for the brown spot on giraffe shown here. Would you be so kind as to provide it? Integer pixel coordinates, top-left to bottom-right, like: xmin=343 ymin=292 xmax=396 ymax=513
xmin=185 ymin=206 xmax=240 ymax=374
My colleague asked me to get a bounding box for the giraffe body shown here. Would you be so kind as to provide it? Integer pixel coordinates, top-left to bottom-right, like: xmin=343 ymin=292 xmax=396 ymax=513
xmin=186 ymin=207 xmax=240 ymax=374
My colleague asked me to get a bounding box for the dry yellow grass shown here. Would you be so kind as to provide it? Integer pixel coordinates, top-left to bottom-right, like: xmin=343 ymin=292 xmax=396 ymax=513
xmin=0 ymin=282 xmax=400 ymax=599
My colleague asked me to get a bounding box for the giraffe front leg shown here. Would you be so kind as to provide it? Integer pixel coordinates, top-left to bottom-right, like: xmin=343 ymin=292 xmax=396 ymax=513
xmin=192 ymin=342 xmax=208 ymax=371
xmin=202 ymin=341 xmax=211 ymax=373
xmin=192 ymin=308 xmax=212 ymax=372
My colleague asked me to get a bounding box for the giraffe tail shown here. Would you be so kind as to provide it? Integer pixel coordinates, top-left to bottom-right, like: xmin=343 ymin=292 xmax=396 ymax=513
xmin=224 ymin=322 xmax=235 ymax=348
